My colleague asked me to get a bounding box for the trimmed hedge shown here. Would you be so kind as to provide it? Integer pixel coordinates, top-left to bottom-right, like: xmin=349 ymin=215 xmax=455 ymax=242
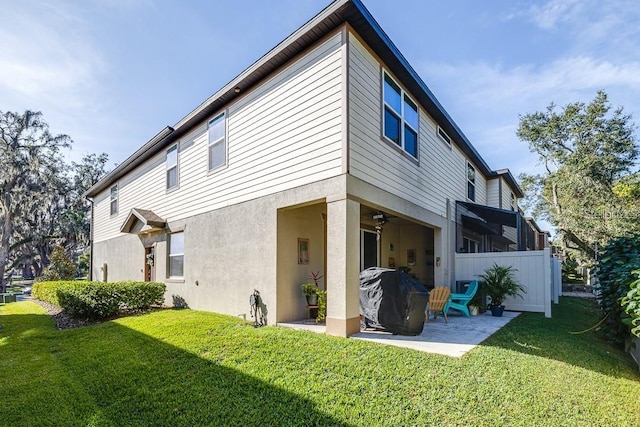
xmin=32 ymin=280 xmax=166 ymax=320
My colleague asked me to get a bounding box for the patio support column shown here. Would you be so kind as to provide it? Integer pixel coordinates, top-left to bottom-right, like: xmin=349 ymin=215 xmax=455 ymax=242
xmin=325 ymin=196 xmax=360 ymax=337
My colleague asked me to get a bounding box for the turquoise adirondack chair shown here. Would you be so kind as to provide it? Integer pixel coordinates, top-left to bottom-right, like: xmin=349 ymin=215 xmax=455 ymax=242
xmin=445 ymin=280 xmax=478 ymax=318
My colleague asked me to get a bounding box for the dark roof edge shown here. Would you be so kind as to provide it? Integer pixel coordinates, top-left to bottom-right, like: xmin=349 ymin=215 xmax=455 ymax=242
xmin=350 ymin=0 xmax=494 ymax=177
xmin=85 ymin=126 xmax=174 ymax=197
xmin=173 ymin=0 xmax=349 ymax=132
xmin=86 ymin=0 xmax=349 ymax=198
xmin=525 ymin=216 xmax=542 ymax=233
xmin=489 ymin=168 xmax=524 ymax=198
xmin=87 ymin=0 xmax=512 ymax=198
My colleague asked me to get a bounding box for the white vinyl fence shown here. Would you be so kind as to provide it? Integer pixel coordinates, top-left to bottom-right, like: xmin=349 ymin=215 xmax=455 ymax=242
xmin=455 ymin=248 xmax=556 ymax=318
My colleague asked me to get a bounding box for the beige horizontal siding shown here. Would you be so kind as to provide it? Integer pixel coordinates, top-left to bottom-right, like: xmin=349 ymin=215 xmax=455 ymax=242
xmin=94 ymin=32 xmax=344 ymax=243
xmin=348 ymin=32 xmax=489 ymax=218
xmin=502 ymin=178 xmax=517 ymax=211
xmin=487 ymin=179 xmax=500 ymax=208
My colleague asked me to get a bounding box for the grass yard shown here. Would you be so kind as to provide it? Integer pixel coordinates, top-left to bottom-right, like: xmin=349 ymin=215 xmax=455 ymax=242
xmin=1 ymin=298 xmax=638 ymax=426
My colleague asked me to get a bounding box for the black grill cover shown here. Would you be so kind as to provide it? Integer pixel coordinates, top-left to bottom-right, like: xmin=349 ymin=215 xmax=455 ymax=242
xmin=359 ymin=267 xmax=429 ymax=336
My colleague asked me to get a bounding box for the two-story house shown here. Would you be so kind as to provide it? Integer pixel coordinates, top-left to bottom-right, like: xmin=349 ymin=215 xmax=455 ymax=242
xmin=86 ymin=0 xmax=528 ymax=337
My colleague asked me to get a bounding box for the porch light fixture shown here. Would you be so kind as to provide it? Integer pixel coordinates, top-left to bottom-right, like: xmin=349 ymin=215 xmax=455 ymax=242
xmin=373 ymin=212 xmax=388 ymax=237
xmin=372 ymin=212 xmax=388 ymax=224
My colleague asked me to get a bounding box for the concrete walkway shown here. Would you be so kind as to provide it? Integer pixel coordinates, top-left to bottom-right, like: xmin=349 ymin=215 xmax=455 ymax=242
xmin=562 ymin=291 xmax=596 ymax=299
xmin=279 ymin=311 xmax=520 ymax=358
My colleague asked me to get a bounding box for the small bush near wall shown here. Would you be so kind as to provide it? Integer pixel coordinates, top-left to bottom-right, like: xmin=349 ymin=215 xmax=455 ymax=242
xmin=116 ymin=281 xmax=166 ymax=311
xmin=32 ymin=281 xmax=166 ymax=320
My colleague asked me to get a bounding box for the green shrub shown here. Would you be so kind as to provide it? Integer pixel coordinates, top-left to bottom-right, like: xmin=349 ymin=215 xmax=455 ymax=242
xmin=622 ymin=270 xmax=640 ymax=337
xmin=57 ymin=282 xmax=122 ymax=319
xmin=36 ymin=246 xmax=76 ymax=282
xmin=32 ymin=281 xmax=93 ymax=306
xmin=33 ymin=280 xmax=166 ymax=320
xmin=596 ymin=233 xmax=640 ymax=345
xmin=116 ymin=281 xmax=166 ymax=310
xmin=316 ymin=289 xmax=327 ymax=324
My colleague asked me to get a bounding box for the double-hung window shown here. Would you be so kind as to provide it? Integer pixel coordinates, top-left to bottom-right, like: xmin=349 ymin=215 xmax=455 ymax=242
xmin=383 ymin=71 xmax=418 ymax=158
xmin=208 ymin=113 xmax=226 ymax=171
xmin=110 ymin=184 xmax=118 ymax=215
xmin=467 ymin=163 xmax=476 ymax=202
xmin=166 ymin=144 xmax=178 ymax=190
xmin=168 ymin=232 xmax=184 ymax=278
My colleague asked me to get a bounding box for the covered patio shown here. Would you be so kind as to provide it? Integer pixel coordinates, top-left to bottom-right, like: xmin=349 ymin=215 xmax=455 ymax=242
xmin=278 ymin=311 xmax=520 ymax=358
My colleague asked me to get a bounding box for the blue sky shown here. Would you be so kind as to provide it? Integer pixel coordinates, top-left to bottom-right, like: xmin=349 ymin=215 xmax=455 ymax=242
xmin=2 ymin=0 xmax=639 ymax=196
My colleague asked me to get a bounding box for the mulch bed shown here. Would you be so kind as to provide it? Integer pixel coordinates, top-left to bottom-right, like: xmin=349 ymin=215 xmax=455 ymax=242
xmin=32 ymin=299 xmax=100 ymax=330
xmin=31 ymin=299 xmax=165 ymax=330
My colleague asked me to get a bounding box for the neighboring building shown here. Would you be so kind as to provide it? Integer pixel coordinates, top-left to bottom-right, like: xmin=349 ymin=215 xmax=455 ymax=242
xmin=525 ymin=217 xmax=552 ymax=251
xmin=86 ymin=0 xmax=531 ymax=337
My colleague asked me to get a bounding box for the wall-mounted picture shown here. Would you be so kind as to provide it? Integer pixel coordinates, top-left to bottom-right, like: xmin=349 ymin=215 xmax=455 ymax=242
xmin=298 ymin=238 xmax=309 ymax=264
xmin=407 ymin=249 xmax=416 ymax=266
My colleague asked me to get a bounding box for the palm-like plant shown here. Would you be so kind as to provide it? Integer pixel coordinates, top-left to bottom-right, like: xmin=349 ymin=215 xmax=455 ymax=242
xmin=477 ymin=263 xmax=525 ymax=307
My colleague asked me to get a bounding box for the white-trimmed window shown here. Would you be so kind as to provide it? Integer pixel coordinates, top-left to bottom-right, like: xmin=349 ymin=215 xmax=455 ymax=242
xmin=467 ymin=163 xmax=476 ymax=202
xmin=463 ymin=237 xmax=479 ymax=253
xmin=510 ymin=192 xmax=517 ymax=211
xmin=168 ymin=232 xmax=184 ymax=277
xmin=382 ymin=71 xmax=418 ymax=158
xmin=166 ymin=144 xmax=178 ymax=190
xmin=437 ymin=126 xmax=451 ymax=146
xmin=208 ymin=113 xmax=226 ymax=171
xmin=110 ymin=184 xmax=118 ymax=215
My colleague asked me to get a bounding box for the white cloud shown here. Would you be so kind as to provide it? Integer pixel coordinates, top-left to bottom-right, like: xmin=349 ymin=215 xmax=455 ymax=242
xmin=0 ymin=2 xmax=107 ymax=111
xmin=443 ymin=57 xmax=640 ymax=107
xmin=418 ymin=55 xmax=640 ymax=180
xmin=509 ymin=0 xmax=640 ymax=57
xmin=527 ymin=0 xmax=581 ymax=30
xmin=0 ymin=1 xmax=118 ymax=166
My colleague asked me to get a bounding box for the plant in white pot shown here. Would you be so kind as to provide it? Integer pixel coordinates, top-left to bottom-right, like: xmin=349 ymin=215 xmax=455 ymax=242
xmin=301 ymin=271 xmax=323 ymax=307
xmin=477 ymin=263 xmax=525 ymax=317
xmin=301 ymin=282 xmax=318 ymax=306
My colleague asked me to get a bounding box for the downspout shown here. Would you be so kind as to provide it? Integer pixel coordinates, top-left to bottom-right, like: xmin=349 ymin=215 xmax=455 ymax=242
xmin=87 ymin=196 xmax=94 ymax=281
xmin=516 ymin=214 xmax=522 ymax=251
xmin=446 ymin=198 xmax=453 ymax=287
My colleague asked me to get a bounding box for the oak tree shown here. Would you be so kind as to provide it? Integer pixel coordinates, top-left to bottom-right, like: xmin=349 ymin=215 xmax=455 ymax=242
xmin=517 ymin=91 xmax=639 ymax=261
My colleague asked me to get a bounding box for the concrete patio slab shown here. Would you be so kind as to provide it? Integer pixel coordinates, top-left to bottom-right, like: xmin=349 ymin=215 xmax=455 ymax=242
xmin=353 ymin=311 xmax=519 ymax=357
xmin=278 ymin=311 xmax=520 ymax=358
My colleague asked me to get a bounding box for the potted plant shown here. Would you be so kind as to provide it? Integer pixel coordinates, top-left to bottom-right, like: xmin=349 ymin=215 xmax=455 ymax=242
xmin=301 ymin=282 xmax=318 ymax=306
xmin=469 ymin=282 xmax=486 ymax=315
xmin=477 ymin=263 xmax=525 ymax=317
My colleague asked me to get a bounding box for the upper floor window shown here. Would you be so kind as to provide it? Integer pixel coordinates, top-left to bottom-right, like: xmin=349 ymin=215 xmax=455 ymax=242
xmin=168 ymin=231 xmax=184 ymax=278
xmin=208 ymin=113 xmax=226 ymax=171
xmin=166 ymin=144 xmax=178 ymax=190
xmin=437 ymin=126 xmax=451 ymax=146
xmin=510 ymin=192 xmax=517 ymax=211
xmin=110 ymin=184 xmax=118 ymax=215
xmin=383 ymin=72 xmax=418 ymax=158
xmin=467 ymin=163 xmax=476 ymax=202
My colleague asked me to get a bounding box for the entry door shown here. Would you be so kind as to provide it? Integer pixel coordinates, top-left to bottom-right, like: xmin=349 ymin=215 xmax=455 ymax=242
xmin=360 ymin=230 xmax=379 ymax=271
xmin=144 ymin=246 xmax=156 ymax=282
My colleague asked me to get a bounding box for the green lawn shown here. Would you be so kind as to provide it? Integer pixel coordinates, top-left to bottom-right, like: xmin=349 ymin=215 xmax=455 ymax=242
xmin=1 ymin=298 xmax=638 ymax=426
